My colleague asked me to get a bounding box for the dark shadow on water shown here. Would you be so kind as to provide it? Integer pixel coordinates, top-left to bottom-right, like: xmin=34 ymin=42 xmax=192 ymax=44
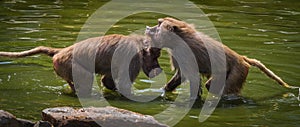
xmin=187 ymin=95 xmax=256 ymax=109
xmin=78 ymin=90 xmax=258 ymax=109
xmin=217 ymin=95 xmax=256 ymax=108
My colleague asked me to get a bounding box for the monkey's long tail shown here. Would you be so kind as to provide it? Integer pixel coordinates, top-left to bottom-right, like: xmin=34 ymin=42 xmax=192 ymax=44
xmin=0 ymin=46 xmax=61 ymax=58
xmin=243 ymin=56 xmax=299 ymax=89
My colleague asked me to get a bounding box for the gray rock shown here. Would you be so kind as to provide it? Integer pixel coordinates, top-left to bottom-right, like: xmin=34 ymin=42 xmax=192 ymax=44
xmin=0 ymin=110 xmax=34 ymax=127
xmin=42 ymin=106 xmax=169 ymax=127
xmin=0 ymin=110 xmax=19 ymax=127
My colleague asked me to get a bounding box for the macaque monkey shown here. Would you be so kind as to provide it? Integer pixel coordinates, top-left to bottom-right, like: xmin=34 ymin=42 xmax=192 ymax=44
xmin=0 ymin=34 xmax=162 ymax=96
xmin=145 ymin=17 xmax=297 ymax=99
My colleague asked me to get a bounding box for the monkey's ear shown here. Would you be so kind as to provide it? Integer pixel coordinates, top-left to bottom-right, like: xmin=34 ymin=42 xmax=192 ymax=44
xmin=166 ymin=25 xmax=174 ymax=32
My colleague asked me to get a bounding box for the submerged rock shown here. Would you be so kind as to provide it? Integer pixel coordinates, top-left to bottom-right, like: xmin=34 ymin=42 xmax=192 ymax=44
xmin=42 ymin=106 xmax=168 ymax=127
xmin=33 ymin=121 xmax=53 ymax=127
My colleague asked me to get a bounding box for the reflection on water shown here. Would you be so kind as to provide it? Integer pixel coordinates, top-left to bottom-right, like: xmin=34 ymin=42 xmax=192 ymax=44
xmin=0 ymin=0 xmax=299 ymax=126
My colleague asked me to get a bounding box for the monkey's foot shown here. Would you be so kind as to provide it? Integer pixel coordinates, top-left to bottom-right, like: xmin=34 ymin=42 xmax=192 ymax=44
xmin=160 ymin=88 xmax=166 ymax=98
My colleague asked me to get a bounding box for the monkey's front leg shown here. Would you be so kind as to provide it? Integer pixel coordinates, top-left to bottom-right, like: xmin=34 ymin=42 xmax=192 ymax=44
xmin=162 ymin=70 xmax=186 ymax=97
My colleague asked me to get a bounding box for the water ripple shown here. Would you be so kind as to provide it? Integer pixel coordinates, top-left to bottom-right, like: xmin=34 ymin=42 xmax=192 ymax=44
xmin=4 ymin=0 xmax=26 ymax=3
xmin=237 ymin=1 xmax=267 ymax=4
xmin=7 ymin=27 xmax=43 ymax=34
xmin=0 ymin=61 xmax=13 ymax=65
xmin=3 ymin=19 xmax=40 ymax=24
xmin=276 ymin=10 xmax=300 ymax=16
xmin=247 ymin=34 xmax=269 ymax=37
xmin=28 ymin=5 xmax=63 ymax=10
xmin=17 ymin=37 xmax=47 ymax=42
xmin=278 ymin=31 xmax=298 ymax=35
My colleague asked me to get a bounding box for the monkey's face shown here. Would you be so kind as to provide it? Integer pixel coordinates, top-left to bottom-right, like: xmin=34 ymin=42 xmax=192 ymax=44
xmin=145 ymin=25 xmax=161 ymax=48
xmin=145 ymin=17 xmax=189 ymax=48
xmin=142 ymin=47 xmax=162 ymax=78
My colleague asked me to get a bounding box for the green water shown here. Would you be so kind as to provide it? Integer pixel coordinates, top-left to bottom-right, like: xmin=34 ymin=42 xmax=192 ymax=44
xmin=0 ymin=0 xmax=299 ymax=127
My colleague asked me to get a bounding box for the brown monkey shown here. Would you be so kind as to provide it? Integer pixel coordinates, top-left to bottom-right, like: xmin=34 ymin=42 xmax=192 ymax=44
xmin=145 ymin=17 xmax=297 ymax=99
xmin=0 ymin=34 xmax=162 ymax=96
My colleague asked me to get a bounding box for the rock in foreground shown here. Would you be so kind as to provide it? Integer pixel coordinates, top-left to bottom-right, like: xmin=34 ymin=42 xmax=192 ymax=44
xmin=0 ymin=110 xmax=34 ymax=127
xmin=42 ymin=106 xmax=168 ymax=127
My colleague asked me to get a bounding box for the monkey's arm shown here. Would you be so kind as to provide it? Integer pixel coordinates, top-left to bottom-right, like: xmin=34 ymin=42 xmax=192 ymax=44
xmin=160 ymin=70 xmax=185 ymax=98
xmin=164 ymin=70 xmax=186 ymax=91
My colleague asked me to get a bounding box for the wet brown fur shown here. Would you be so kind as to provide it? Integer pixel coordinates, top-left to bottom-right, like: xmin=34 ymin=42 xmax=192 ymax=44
xmin=148 ymin=17 xmax=294 ymax=97
xmin=0 ymin=34 xmax=161 ymax=95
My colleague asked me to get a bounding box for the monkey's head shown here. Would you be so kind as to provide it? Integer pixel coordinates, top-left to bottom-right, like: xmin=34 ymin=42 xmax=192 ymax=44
xmin=145 ymin=17 xmax=196 ymax=48
xmin=141 ymin=47 xmax=162 ymax=78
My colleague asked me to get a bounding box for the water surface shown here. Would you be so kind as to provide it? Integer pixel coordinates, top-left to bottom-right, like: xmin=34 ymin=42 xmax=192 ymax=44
xmin=0 ymin=0 xmax=299 ymax=126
